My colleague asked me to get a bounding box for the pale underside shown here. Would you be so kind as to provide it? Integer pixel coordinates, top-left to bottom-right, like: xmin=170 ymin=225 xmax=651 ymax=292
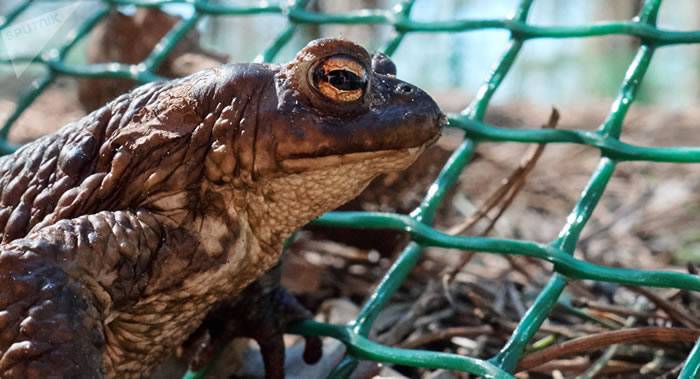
xmin=102 ymin=146 xmax=423 ymax=377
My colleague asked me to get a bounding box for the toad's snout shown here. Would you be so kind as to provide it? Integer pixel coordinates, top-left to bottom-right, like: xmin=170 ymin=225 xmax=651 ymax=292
xmin=384 ymin=79 xmax=444 ymax=148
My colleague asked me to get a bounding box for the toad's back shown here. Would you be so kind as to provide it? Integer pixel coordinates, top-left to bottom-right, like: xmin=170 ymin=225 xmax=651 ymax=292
xmin=0 ymin=75 xmax=228 ymax=376
xmin=0 ymin=77 xmax=192 ymax=244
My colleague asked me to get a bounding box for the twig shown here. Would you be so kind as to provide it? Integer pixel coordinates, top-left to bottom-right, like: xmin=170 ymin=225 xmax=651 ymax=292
xmin=399 ymin=326 xmax=493 ymax=349
xmin=442 ymin=108 xmax=560 ymax=277
xmin=625 ymin=286 xmax=700 ymax=329
xmin=377 ymin=281 xmax=443 ymax=345
xmin=528 ymin=359 xmax=641 ymax=376
xmin=578 ymin=188 xmax=653 ymax=245
xmin=507 ymin=281 xmax=526 ymax=318
xmin=447 ymin=108 xmax=560 ymax=237
xmin=517 ymin=327 xmax=700 ymax=372
xmin=572 ymin=298 xmax=660 ymax=320
xmin=399 ymin=320 xmax=580 ymax=351
xmin=575 ymin=300 xmax=642 ymax=379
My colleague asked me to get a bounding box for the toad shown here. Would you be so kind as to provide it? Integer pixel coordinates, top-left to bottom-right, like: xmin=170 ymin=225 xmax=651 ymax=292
xmin=0 ymin=38 xmax=443 ymax=378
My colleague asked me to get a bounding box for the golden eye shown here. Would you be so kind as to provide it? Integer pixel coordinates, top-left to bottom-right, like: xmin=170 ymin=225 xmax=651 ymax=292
xmin=312 ymin=55 xmax=367 ymax=102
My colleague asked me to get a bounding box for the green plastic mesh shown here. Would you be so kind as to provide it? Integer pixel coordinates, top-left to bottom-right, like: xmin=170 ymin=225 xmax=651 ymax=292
xmin=3 ymin=0 xmax=700 ymax=378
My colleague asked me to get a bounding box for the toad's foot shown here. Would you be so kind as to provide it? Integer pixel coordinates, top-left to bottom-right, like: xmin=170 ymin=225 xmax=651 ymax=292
xmin=183 ymin=266 xmax=322 ymax=379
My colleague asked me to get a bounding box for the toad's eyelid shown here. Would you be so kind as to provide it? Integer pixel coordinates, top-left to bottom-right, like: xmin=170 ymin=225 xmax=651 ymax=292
xmin=321 ymin=56 xmax=366 ymax=78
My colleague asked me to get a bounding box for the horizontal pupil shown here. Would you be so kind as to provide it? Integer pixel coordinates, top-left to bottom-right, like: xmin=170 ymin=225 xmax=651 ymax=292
xmin=326 ymin=70 xmax=364 ymax=91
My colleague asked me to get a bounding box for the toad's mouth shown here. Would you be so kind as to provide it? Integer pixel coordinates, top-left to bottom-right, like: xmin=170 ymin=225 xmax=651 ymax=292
xmin=279 ymin=133 xmax=439 ymax=172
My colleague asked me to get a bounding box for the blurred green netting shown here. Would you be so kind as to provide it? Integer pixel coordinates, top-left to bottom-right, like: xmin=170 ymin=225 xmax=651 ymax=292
xmin=3 ymin=0 xmax=700 ymax=378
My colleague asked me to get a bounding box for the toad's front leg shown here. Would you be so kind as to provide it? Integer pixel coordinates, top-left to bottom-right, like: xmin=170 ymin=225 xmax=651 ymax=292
xmin=0 ymin=210 xmax=170 ymax=378
xmin=184 ymin=264 xmax=322 ymax=379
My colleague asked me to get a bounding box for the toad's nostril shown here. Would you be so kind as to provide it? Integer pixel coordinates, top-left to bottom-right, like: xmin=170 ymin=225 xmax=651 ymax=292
xmin=396 ymin=83 xmax=414 ymax=95
xmin=438 ymin=113 xmax=448 ymax=127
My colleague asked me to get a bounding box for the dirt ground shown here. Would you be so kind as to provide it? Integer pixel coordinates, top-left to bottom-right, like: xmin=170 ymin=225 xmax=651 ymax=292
xmin=2 ymin=78 xmax=700 ymax=378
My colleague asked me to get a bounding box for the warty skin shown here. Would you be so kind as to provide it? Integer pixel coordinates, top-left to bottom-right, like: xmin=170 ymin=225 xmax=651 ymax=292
xmin=0 ymin=38 xmax=443 ymax=378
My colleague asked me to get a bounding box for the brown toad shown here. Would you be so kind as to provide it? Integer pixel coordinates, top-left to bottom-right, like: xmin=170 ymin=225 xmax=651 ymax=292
xmin=0 ymin=38 xmax=443 ymax=378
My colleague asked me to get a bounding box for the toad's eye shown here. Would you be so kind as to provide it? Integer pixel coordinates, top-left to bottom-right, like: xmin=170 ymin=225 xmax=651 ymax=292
xmin=312 ymin=55 xmax=367 ymax=102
